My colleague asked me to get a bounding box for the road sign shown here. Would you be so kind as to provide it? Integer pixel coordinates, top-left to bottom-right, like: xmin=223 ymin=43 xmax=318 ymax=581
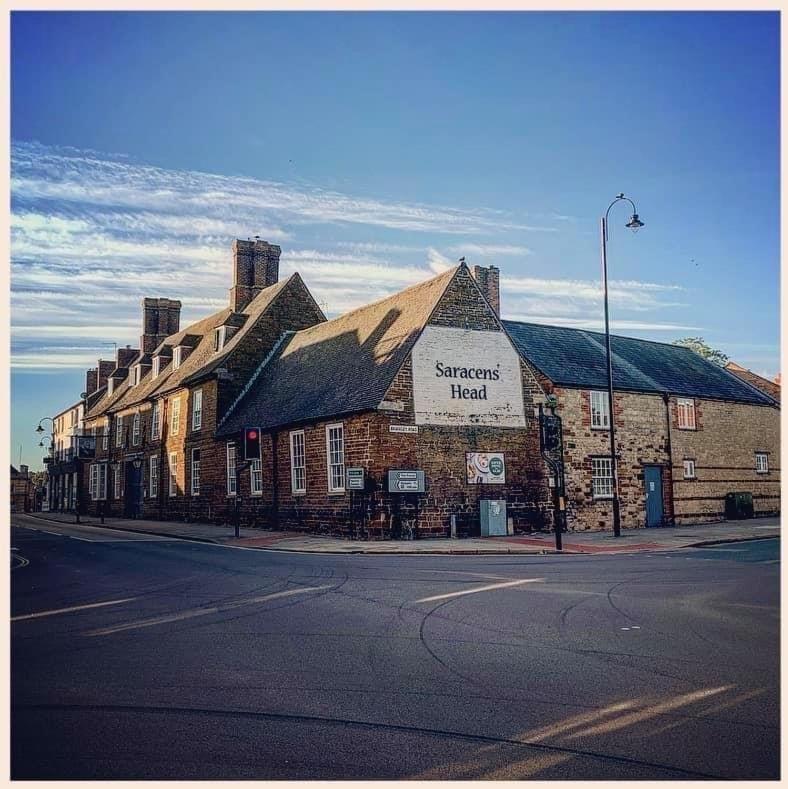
xmin=346 ymin=468 xmax=365 ymax=491
xmin=387 ymin=470 xmax=426 ymax=493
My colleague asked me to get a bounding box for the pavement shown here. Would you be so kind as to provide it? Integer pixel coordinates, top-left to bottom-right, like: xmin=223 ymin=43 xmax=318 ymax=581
xmin=26 ymin=510 xmax=780 ymax=554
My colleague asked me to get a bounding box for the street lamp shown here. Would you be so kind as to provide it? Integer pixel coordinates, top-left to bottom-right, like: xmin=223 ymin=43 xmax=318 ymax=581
xmin=601 ymin=193 xmax=644 ymax=538
xmin=36 ymin=417 xmax=56 ymax=511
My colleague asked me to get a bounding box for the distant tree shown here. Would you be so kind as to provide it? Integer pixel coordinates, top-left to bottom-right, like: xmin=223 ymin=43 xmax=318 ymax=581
xmin=30 ymin=470 xmax=47 ymax=488
xmin=671 ymin=337 xmax=729 ymax=367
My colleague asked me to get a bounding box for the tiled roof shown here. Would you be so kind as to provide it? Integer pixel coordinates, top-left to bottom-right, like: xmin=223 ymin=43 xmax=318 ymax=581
xmin=725 ymin=362 xmax=781 ymax=403
xmin=87 ymin=275 xmax=303 ymax=418
xmin=502 ymin=321 xmax=777 ymax=406
xmin=219 ymin=266 xmax=458 ymax=434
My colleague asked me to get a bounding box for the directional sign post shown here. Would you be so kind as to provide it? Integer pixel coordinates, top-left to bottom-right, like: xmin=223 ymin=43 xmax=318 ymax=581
xmin=387 ymin=470 xmax=426 ymax=494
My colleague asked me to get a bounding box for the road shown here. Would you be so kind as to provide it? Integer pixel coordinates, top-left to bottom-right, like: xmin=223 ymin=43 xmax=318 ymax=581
xmin=11 ymin=513 xmax=780 ymax=780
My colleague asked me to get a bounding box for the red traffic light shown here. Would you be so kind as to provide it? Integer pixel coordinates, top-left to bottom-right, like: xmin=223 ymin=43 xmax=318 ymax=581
xmin=246 ymin=429 xmax=258 ymax=440
xmin=244 ymin=426 xmax=262 ymax=461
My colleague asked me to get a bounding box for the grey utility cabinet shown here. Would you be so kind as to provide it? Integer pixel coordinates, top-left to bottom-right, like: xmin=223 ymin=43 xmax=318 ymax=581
xmin=480 ymin=499 xmax=507 ymax=537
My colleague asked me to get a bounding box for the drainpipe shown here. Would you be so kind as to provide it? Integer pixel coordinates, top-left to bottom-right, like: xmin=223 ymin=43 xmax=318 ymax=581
xmin=271 ymin=430 xmax=279 ymax=529
xmin=662 ymin=392 xmax=675 ymax=527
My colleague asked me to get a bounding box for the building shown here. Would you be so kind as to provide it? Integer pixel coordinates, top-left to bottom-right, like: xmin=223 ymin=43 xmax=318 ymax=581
xmin=503 ymin=320 xmax=780 ymax=529
xmin=63 ymin=238 xmax=778 ymax=536
xmin=725 ymin=361 xmax=781 ymax=403
xmin=10 ymin=465 xmax=34 ymax=513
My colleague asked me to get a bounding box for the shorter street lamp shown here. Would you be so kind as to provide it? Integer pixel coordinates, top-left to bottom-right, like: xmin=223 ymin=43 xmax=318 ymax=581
xmin=36 ymin=418 xmax=55 ymax=511
xmin=600 ymin=193 xmax=645 ymax=538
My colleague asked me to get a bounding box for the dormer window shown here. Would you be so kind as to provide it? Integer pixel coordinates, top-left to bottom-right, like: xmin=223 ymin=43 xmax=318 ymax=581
xmin=107 ymin=378 xmax=115 ymax=396
xmin=172 ymin=347 xmax=183 ymax=371
xmin=152 ymin=357 xmax=161 ymax=378
xmin=214 ymin=326 xmax=227 ymax=353
xmin=132 ymin=365 xmax=142 ymax=387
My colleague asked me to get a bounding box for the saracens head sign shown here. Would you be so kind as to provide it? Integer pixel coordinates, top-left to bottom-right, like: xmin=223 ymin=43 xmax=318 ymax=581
xmin=411 ymin=326 xmax=526 ymax=427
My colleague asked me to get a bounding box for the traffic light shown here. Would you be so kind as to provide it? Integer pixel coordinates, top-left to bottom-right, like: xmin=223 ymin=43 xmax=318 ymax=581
xmin=541 ymin=414 xmax=562 ymax=453
xmin=243 ymin=427 xmax=261 ymax=461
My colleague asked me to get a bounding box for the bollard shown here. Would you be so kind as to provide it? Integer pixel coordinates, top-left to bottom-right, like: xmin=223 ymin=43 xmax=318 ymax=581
xmin=450 ymin=513 xmax=457 ymax=539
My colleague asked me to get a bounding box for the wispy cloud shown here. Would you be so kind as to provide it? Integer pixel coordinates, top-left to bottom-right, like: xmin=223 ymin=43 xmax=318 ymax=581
xmin=445 ymin=243 xmax=533 ymax=257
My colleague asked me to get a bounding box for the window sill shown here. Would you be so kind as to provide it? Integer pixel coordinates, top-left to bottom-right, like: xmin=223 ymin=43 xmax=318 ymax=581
xmin=292 ymin=490 xmax=306 ymax=497
xmin=676 ymin=426 xmax=697 ymax=431
xmin=328 ymin=490 xmax=346 ymax=496
xmin=226 ymin=492 xmax=237 ymax=498
xmin=590 ymin=425 xmax=610 ymax=431
xmin=592 ymin=495 xmax=614 ymax=500
xmin=251 ymin=491 xmax=263 ymax=497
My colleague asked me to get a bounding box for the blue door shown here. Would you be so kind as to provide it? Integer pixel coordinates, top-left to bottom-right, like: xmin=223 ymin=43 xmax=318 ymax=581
xmin=644 ymin=465 xmax=664 ymax=527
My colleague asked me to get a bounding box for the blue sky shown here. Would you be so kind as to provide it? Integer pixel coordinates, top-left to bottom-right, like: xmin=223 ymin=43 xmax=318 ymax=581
xmin=10 ymin=11 xmax=780 ymax=469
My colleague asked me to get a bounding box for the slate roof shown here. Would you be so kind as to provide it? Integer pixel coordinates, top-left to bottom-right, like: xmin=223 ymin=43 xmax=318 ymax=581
xmin=87 ymin=275 xmax=308 ymax=419
xmin=502 ymin=321 xmax=777 ymax=406
xmin=218 ymin=266 xmax=458 ymax=434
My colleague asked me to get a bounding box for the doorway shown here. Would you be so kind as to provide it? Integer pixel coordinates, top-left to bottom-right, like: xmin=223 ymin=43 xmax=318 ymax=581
xmin=643 ymin=465 xmax=664 ymax=527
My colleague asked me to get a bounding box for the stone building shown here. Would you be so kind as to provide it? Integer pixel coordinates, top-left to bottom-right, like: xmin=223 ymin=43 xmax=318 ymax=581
xmin=503 ymin=321 xmax=780 ymax=529
xmin=725 ymin=361 xmax=781 ymax=403
xmin=10 ymin=465 xmax=34 ymax=513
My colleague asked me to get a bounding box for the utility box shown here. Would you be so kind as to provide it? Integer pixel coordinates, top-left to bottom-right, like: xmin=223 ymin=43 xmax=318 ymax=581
xmin=725 ymin=492 xmax=754 ymax=520
xmin=480 ymin=499 xmax=507 ymax=537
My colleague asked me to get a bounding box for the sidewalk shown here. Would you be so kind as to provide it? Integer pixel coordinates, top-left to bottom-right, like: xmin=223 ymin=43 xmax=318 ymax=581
xmin=26 ymin=511 xmax=780 ymax=555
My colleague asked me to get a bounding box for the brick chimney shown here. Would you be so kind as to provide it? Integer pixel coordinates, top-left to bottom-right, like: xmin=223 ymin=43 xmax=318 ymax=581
xmin=86 ymin=368 xmax=98 ymax=395
xmin=117 ymin=345 xmax=139 ymax=369
xmin=141 ymin=297 xmax=182 ymax=354
xmin=472 ymin=264 xmax=500 ymax=316
xmin=97 ymin=359 xmax=114 ymax=391
xmin=230 ymin=239 xmax=281 ymax=312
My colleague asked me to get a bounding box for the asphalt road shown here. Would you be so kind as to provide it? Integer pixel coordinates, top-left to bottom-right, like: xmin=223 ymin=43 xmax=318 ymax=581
xmin=11 ymin=513 xmax=780 ymax=780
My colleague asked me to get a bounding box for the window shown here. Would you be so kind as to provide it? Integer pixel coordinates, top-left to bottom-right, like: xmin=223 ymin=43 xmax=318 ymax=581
xmin=251 ymin=458 xmax=263 ymax=495
xmin=152 ymin=356 xmax=161 ymax=378
xmin=132 ymin=412 xmax=141 ymax=446
xmin=191 ymin=449 xmax=201 ymax=496
xmin=683 ymin=459 xmax=696 ymax=479
xmin=149 ymin=456 xmax=159 ymax=497
xmin=755 ymin=452 xmax=769 ymax=473
xmin=192 ymin=389 xmax=203 ymax=431
xmin=168 ymin=452 xmax=178 ymax=496
xmin=115 ymin=415 xmax=124 ymax=447
xmin=102 ymin=418 xmax=109 ymax=450
xmin=114 ymin=464 xmax=123 ymax=498
xmin=226 ymin=442 xmax=237 ymax=496
xmin=172 ymin=347 xmax=183 ymax=370
xmin=290 ymin=430 xmax=306 ymax=494
xmin=107 ymin=378 xmax=114 ymax=396
xmin=676 ymin=398 xmax=696 ymax=430
xmin=590 ymin=390 xmax=610 ymax=429
xmin=91 ymin=463 xmax=107 ymax=501
xmin=89 ymin=464 xmax=97 ymax=498
xmin=170 ymin=397 xmax=181 ymax=435
xmin=151 ymin=401 xmax=161 ymax=440
xmin=132 ymin=365 xmax=140 ymax=387
xmin=214 ymin=326 xmax=226 ymax=353
xmin=591 ymin=457 xmax=614 ymax=499
xmin=326 ymin=424 xmax=345 ymax=493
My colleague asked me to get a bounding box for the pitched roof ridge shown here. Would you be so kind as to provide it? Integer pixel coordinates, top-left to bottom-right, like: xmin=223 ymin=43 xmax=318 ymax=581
xmin=295 ymin=265 xmax=458 ymax=338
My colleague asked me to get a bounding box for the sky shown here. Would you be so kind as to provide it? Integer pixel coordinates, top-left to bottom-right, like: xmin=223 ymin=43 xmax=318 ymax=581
xmin=10 ymin=11 xmax=780 ymax=470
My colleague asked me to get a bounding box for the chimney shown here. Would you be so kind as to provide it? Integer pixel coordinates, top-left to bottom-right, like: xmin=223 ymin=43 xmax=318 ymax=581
xmin=86 ymin=368 xmax=98 ymax=395
xmin=142 ymin=298 xmax=182 ymax=354
xmin=230 ymin=239 xmax=281 ymax=312
xmin=472 ymin=264 xmax=500 ymax=317
xmin=97 ymin=359 xmax=115 ymax=391
xmin=117 ymin=345 xmax=139 ymax=369
xmin=20 ymin=464 xmax=29 ymax=476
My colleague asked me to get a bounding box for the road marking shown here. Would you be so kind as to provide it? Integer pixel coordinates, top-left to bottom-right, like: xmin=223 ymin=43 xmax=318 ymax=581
xmin=413 ymin=570 xmax=513 ymax=581
xmin=12 ymin=597 xmax=138 ymax=622
xmin=85 ymin=585 xmax=331 ymax=637
xmin=11 ymin=554 xmax=29 ymax=570
xmin=760 ymin=559 xmax=780 ymax=564
xmin=415 ymin=578 xmax=544 ymax=604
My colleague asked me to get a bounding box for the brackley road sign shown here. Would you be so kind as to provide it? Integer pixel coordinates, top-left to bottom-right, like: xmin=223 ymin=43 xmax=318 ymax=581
xmin=346 ymin=468 xmax=365 ymax=491
xmin=387 ymin=470 xmax=426 ymax=493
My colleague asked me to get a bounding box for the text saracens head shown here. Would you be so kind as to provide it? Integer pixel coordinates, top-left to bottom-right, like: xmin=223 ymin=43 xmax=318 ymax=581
xmin=435 ymin=361 xmax=501 ymax=400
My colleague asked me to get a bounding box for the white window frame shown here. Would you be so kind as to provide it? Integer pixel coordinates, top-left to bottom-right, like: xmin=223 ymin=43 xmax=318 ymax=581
xmin=172 ymin=347 xmax=183 ymax=370
xmin=191 ymin=448 xmax=201 ymax=496
xmin=152 ymin=356 xmax=161 ymax=378
xmin=168 ymin=452 xmax=178 ymax=497
xmin=170 ymin=397 xmax=181 ymax=436
xmin=192 ymin=389 xmax=203 ymax=431
xmin=325 ymin=423 xmax=345 ymax=493
xmin=151 ymin=401 xmax=161 ymax=441
xmin=251 ymin=458 xmax=263 ymax=496
xmin=226 ymin=442 xmax=237 ymax=496
xmin=89 ymin=464 xmax=97 ymax=498
xmin=102 ymin=418 xmax=109 ymax=450
xmin=214 ymin=326 xmax=227 ymax=353
xmin=107 ymin=378 xmax=114 ymax=396
xmin=591 ymin=457 xmax=614 ymax=499
xmin=114 ymin=463 xmax=123 ymax=498
xmin=90 ymin=463 xmax=107 ymax=501
xmin=755 ymin=452 xmax=769 ymax=473
xmin=676 ymin=397 xmax=696 ymax=430
xmin=683 ymin=459 xmax=696 ymax=479
xmin=290 ymin=430 xmax=306 ymax=494
xmin=590 ymin=390 xmax=610 ymax=430
xmin=132 ymin=412 xmax=141 ymax=446
xmin=149 ymin=456 xmax=159 ymax=498
xmin=132 ymin=365 xmax=141 ymax=387
xmin=115 ymin=415 xmax=124 ymax=448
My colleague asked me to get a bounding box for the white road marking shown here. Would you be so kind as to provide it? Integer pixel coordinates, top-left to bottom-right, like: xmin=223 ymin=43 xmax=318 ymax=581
xmin=415 ymin=578 xmax=544 ymax=604
xmin=85 ymin=585 xmax=331 ymax=637
xmin=12 ymin=597 xmax=138 ymax=622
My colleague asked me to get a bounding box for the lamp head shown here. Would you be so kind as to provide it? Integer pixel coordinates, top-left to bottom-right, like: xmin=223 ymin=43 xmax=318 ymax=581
xmin=35 ymin=424 xmax=44 ymax=433
xmin=626 ymin=213 xmax=645 ymax=232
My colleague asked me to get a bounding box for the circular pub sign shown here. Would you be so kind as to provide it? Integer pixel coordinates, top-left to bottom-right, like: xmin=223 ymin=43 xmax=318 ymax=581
xmin=489 ymin=457 xmax=504 ymax=477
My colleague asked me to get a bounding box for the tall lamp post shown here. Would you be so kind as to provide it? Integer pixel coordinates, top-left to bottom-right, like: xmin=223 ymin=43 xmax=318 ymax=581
xmin=36 ymin=417 xmax=56 ymax=512
xmin=601 ymin=193 xmax=644 ymax=538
